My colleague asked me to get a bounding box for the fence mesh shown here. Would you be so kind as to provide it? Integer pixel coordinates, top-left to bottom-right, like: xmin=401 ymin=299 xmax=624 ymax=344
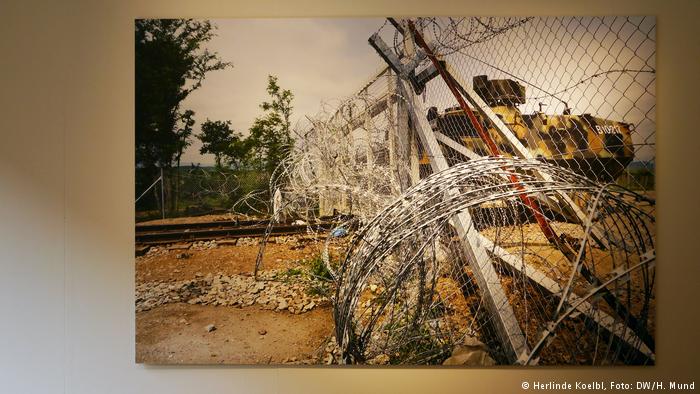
xmin=269 ymin=16 xmax=656 ymax=365
xmin=408 ymin=17 xmax=655 ymax=190
xmin=135 ymin=166 xmax=270 ymax=221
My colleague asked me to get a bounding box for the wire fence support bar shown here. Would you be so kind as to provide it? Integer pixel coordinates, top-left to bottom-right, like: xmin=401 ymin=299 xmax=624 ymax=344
xmin=476 ymin=233 xmax=655 ymax=362
xmin=434 ymin=131 xmax=481 ymax=160
xmin=400 ymin=78 xmax=529 ymax=363
xmin=160 ymin=167 xmax=165 ymax=219
xmin=135 ymin=174 xmax=163 ymax=204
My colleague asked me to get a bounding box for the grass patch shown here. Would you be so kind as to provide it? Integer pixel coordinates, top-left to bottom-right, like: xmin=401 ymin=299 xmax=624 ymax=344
xmin=276 ymin=267 xmax=304 ymax=283
xmin=306 ymin=254 xmax=334 ymax=282
xmin=307 ymin=282 xmax=332 ymax=297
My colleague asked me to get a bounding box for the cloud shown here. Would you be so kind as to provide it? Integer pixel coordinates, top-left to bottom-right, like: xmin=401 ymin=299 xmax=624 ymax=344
xmin=179 ymin=18 xmax=385 ymax=166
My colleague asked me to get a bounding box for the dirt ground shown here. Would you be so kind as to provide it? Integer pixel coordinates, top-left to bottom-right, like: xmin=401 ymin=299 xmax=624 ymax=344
xmin=136 ymin=303 xmax=334 ymax=364
xmin=135 ymin=236 xmax=344 ymax=364
xmin=136 ymin=242 xmax=322 ymax=284
xmin=135 ymin=211 xmax=655 ymax=365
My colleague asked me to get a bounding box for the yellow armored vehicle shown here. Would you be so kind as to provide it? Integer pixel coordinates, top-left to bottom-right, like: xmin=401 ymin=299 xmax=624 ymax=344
xmin=426 ymin=75 xmax=635 ymax=182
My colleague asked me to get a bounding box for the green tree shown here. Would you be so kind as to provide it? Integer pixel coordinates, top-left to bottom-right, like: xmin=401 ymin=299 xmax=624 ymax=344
xmin=135 ymin=19 xmax=231 ymax=212
xmin=175 ymin=109 xmax=196 ymax=168
xmin=248 ymin=75 xmax=295 ymax=174
xmin=174 ymin=110 xmax=195 ymax=211
xmin=198 ymin=120 xmax=247 ymax=168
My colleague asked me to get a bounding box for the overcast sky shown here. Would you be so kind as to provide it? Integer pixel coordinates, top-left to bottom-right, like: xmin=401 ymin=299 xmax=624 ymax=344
xmin=176 ymin=17 xmax=655 ymax=165
xmin=180 ymin=18 xmax=385 ymax=166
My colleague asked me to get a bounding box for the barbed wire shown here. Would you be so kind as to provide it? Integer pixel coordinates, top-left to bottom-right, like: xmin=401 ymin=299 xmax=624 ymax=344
xmin=251 ymin=16 xmax=657 ymax=365
xmin=334 ymin=157 xmax=655 ymax=365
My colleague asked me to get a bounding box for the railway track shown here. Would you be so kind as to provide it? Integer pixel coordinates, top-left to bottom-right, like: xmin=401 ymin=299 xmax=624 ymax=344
xmin=135 ymin=220 xmax=337 ymax=245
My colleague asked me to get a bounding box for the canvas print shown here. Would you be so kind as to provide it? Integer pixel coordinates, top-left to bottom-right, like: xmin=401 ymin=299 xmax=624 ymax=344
xmin=135 ymin=17 xmax=656 ymax=365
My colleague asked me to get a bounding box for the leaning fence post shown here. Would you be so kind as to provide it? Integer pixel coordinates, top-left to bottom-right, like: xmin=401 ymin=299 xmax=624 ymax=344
xmin=399 ymin=78 xmax=529 ymax=363
xmin=160 ymin=166 xmax=165 ymax=220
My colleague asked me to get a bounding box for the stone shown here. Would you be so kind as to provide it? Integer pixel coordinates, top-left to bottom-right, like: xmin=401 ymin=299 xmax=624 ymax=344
xmin=368 ymin=354 xmax=390 ymax=365
xmin=251 ymin=282 xmax=265 ymax=294
xmin=205 ymin=324 xmax=216 ymax=332
xmin=441 ymin=339 xmax=496 ymax=366
xmin=369 ymin=284 xmax=378 ymax=293
xmin=168 ymin=243 xmax=192 ymax=250
xmin=133 ymin=267 xmax=329 ymax=315
xmin=258 ymin=329 xmax=267 ymax=335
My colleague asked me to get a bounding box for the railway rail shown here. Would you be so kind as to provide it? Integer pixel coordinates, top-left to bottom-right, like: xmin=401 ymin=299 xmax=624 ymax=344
xmin=135 ymin=220 xmax=338 ymax=245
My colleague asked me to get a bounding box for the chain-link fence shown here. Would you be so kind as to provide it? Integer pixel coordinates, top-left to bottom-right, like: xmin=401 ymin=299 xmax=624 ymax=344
xmin=407 ymin=17 xmax=655 ymax=192
xmin=280 ymin=16 xmax=656 ymax=365
xmin=135 ymin=166 xmax=270 ymax=222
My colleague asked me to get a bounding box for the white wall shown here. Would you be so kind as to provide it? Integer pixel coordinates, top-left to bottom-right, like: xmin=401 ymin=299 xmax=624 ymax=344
xmin=1 ymin=1 xmax=699 ymax=393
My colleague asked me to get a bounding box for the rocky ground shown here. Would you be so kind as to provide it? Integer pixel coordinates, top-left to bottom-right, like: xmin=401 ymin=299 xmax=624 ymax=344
xmin=135 ymin=270 xmax=328 ymax=314
xmin=135 ymin=234 xmax=345 ymax=365
xmin=135 ymin=233 xmax=496 ymax=366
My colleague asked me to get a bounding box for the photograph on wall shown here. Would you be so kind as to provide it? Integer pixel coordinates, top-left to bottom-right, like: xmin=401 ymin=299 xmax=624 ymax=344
xmin=135 ymin=17 xmax=656 ymax=365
